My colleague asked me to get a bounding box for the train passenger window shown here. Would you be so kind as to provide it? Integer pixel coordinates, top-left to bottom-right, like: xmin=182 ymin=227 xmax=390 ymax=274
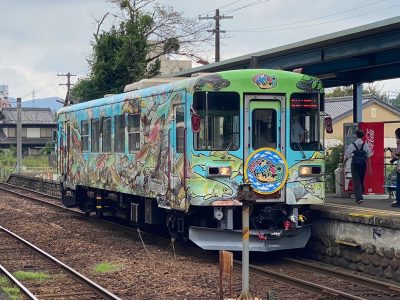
xmin=102 ymin=117 xmax=112 ymax=153
xmin=114 ymin=115 xmax=125 ymax=153
xmin=290 ymin=93 xmax=320 ymax=151
xmin=193 ymin=92 xmax=240 ymax=151
xmin=176 ymin=106 xmax=184 ymax=153
xmin=91 ymin=119 xmax=100 ymax=152
xmin=81 ymin=121 xmax=89 ymax=152
xmin=128 ymin=113 xmax=140 ymax=152
xmin=252 ymin=109 xmax=276 ymax=150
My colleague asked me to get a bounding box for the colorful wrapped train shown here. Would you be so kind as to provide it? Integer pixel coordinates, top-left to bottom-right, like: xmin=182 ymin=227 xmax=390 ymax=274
xmin=57 ymin=69 xmax=326 ymax=252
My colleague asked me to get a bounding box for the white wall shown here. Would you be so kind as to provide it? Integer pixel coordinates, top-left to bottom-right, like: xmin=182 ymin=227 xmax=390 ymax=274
xmin=27 ymin=128 xmax=40 ymax=138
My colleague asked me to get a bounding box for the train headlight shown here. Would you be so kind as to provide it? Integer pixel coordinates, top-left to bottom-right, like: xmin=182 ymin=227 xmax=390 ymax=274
xmin=219 ymin=167 xmax=231 ymax=177
xmin=299 ymin=165 xmax=322 ymax=177
xmin=299 ymin=166 xmax=312 ymax=176
xmin=207 ymin=166 xmax=232 ymax=177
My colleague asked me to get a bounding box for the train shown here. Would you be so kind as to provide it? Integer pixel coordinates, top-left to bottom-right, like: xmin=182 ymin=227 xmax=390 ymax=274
xmin=57 ymin=69 xmax=326 ymax=252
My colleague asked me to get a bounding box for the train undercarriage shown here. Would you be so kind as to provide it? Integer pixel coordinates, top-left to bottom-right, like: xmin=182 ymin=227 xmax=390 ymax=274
xmin=62 ymin=184 xmax=312 ymax=252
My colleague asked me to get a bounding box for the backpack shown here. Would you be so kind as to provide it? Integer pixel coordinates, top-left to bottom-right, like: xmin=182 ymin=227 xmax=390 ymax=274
xmin=352 ymin=142 xmax=367 ymax=167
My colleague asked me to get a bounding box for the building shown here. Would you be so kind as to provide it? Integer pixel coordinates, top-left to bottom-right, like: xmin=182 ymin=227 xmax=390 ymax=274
xmin=325 ymin=94 xmax=400 ymax=148
xmin=0 ymin=107 xmax=56 ymax=155
xmin=159 ymin=54 xmax=192 ymax=75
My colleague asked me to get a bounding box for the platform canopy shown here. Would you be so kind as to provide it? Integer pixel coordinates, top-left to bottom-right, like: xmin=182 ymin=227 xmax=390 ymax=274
xmin=171 ymin=16 xmax=400 ymax=88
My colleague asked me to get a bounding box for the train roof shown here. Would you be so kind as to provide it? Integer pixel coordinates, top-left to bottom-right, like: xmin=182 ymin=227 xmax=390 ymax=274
xmin=57 ymin=69 xmax=320 ymax=115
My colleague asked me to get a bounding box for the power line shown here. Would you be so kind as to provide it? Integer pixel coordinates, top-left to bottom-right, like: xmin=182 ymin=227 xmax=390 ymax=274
xmin=199 ymin=9 xmax=233 ymax=62
xmin=198 ymin=0 xmax=246 ymax=17
xmin=222 ymin=0 xmax=271 ymax=14
xmin=229 ymin=0 xmax=388 ymax=32
xmin=230 ymin=4 xmax=400 ymax=32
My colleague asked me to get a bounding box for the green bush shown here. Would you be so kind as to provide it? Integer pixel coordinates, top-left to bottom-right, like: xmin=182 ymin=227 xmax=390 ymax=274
xmin=325 ymin=144 xmax=344 ymax=192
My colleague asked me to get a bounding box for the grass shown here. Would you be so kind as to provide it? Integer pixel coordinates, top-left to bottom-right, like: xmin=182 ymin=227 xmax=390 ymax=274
xmin=13 ymin=271 xmax=51 ymax=281
xmin=0 ymin=276 xmax=22 ymax=300
xmin=93 ymin=262 xmax=121 ymax=274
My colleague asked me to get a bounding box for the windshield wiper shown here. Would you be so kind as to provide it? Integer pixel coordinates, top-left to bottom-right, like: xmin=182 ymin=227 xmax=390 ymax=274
xmin=222 ymin=136 xmax=234 ymax=158
xmin=296 ymin=142 xmax=306 ymax=159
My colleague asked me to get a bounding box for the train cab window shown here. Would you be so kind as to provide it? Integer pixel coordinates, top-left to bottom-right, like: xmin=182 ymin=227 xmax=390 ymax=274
xmin=193 ymin=91 xmax=240 ymax=151
xmin=290 ymin=93 xmax=320 ymax=151
xmin=128 ymin=113 xmax=140 ymax=152
xmin=102 ymin=117 xmax=112 ymax=153
xmin=91 ymin=119 xmax=100 ymax=152
xmin=114 ymin=115 xmax=125 ymax=153
xmin=252 ymin=109 xmax=276 ymax=150
xmin=81 ymin=121 xmax=89 ymax=152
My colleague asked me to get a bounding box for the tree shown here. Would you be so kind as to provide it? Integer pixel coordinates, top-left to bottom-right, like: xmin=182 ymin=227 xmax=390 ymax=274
xmin=325 ymin=83 xmax=389 ymax=102
xmin=391 ymin=93 xmax=400 ymax=109
xmin=71 ymin=0 xmax=212 ymax=102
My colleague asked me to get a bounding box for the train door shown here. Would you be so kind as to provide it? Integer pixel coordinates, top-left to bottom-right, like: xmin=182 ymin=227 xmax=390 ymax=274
xmin=61 ymin=121 xmax=70 ymax=180
xmin=170 ymin=104 xmax=186 ymax=210
xmin=244 ymin=95 xmax=285 ymax=199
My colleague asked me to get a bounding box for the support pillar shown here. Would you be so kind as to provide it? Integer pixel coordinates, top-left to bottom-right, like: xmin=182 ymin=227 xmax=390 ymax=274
xmin=353 ymin=83 xmax=363 ymax=122
xmin=16 ymin=97 xmax=22 ymax=174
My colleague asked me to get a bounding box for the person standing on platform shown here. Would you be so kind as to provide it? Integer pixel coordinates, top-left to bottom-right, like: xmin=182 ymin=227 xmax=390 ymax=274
xmin=344 ymin=129 xmax=372 ymax=204
xmin=389 ymin=128 xmax=400 ymax=207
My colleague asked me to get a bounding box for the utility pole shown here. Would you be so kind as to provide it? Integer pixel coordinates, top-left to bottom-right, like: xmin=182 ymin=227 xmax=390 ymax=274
xmin=16 ymin=97 xmax=22 ymax=174
xmin=58 ymin=72 xmax=76 ymax=106
xmin=199 ymin=9 xmax=233 ymax=62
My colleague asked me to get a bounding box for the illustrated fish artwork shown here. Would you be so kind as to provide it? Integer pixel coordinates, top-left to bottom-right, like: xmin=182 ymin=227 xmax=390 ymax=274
xmin=186 ymin=173 xmax=233 ymax=201
xmin=191 ymin=152 xmax=243 ymax=178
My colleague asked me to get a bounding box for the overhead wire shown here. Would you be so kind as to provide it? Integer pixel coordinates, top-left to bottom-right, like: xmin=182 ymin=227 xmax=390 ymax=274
xmin=198 ymin=0 xmax=247 ymax=17
xmin=229 ymin=0 xmax=390 ymax=31
xmin=230 ymin=3 xmax=400 ymax=32
xmin=222 ymin=0 xmax=271 ymax=14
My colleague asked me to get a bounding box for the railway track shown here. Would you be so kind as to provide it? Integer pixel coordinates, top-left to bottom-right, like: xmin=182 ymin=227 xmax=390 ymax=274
xmin=0 ymin=225 xmax=121 ymax=300
xmin=234 ymin=257 xmax=400 ymax=300
xmin=0 ymin=181 xmax=63 ymax=209
xmin=2 ymin=177 xmax=400 ymax=299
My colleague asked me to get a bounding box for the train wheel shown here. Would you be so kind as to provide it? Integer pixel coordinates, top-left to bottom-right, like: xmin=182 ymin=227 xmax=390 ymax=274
xmin=96 ymin=206 xmax=103 ymax=218
xmin=166 ymin=211 xmax=179 ymax=239
xmin=166 ymin=211 xmax=188 ymax=242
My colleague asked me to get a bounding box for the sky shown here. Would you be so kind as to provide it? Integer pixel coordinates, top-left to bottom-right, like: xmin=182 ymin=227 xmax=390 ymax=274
xmin=1 ymin=0 xmax=400 ymax=100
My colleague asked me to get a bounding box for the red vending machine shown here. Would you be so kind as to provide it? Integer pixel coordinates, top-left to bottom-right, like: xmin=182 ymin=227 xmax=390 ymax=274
xmin=343 ymin=122 xmax=384 ymax=195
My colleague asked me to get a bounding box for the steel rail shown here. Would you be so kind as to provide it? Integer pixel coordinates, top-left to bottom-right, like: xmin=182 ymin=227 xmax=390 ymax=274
xmin=234 ymin=260 xmax=367 ymax=300
xmin=0 ymin=264 xmax=38 ymax=300
xmin=0 ymin=183 xmax=71 ymax=212
xmin=0 ymin=225 xmax=121 ymax=300
xmin=284 ymin=257 xmax=400 ymax=293
xmin=0 ymin=181 xmax=60 ymax=200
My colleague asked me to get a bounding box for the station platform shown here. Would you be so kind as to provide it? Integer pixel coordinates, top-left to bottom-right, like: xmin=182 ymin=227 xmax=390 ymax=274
xmin=311 ymin=193 xmax=400 ymax=228
xmin=325 ymin=193 xmax=398 ymax=212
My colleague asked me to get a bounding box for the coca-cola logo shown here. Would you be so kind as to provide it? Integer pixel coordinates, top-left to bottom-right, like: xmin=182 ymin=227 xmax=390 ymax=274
xmin=366 ymin=128 xmax=374 ymax=156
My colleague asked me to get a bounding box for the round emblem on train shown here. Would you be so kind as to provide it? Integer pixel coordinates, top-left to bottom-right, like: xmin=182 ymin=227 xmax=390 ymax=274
xmin=244 ymin=148 xmax=289 ymax=194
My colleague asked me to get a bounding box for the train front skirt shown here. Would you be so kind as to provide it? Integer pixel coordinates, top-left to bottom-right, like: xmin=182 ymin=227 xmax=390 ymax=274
xmin=189 ymin=224 xmax=311 ymax=252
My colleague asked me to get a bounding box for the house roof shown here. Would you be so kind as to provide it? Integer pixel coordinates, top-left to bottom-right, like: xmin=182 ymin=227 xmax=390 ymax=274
xmin=0 ymin=108 xmax=56 ymax=125
xmin=325 ymin=94 xmax=400 ymax=122
xmin=0 ymin=137 xmax=52 ymax=145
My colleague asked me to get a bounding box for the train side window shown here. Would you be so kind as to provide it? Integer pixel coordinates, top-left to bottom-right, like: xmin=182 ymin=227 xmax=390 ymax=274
xmin=128 ymin=113 xmax=140 ymax=152
xmin=114 ymin=115 xmax=126 ymax=153
xmin=91 ymin=119 xmax=100 ymax=153
xmin=102 ymin=117 xmax=112 ymax=153
xmin=176 ymin=106 xmax=184 ymax=153
xmin=81 ymin=121 xmax=89 ymax=152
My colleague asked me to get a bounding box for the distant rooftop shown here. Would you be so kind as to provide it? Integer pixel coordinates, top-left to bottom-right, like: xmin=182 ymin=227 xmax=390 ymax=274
xmin=0 ymin=107 xmax=56 ymax=125
xmin=325 ymin=94 xmax=400 ymax=121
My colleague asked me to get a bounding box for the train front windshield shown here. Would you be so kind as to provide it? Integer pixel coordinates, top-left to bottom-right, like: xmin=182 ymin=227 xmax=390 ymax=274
xmin=193 ymin=91 xmax=240 ymax=151
xmin=290 ymin=93 xmax=321 ymax=151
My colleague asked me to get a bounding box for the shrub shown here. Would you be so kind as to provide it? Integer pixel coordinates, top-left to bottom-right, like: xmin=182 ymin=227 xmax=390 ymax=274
xmin=325 ymin=144 xmax=344 ymax=192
